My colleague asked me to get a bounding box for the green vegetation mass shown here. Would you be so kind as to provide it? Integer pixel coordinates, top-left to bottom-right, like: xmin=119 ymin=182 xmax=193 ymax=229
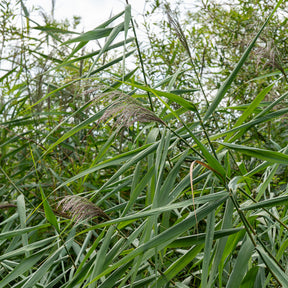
xmin=0 ymin=0 xmax=288 ymax=287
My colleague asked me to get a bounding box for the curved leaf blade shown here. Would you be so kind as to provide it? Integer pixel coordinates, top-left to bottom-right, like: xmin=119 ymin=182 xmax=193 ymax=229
xmin=217 ymin=142 xmax=288 ymax=165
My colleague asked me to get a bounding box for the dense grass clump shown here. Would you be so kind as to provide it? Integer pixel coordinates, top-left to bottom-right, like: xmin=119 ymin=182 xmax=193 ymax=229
xmin=0 ymin=0 xmax=288 ymax=287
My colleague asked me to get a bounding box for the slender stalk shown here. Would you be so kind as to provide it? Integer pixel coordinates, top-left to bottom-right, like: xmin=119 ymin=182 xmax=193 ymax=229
xmin=126 ymin=0 xmax=154 ymax=112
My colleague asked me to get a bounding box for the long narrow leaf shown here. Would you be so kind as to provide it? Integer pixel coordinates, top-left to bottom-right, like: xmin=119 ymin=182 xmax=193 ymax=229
xmin=0 ymin=224 xmax=51 ymax=240
xmin=62 ymin=27 xmax=113 ymax=44
xmin=217 ymin=142 xmax=288 ymax=165
xmin=226 ymin=237 xmax=254 ymax=288
xmin=224 ymin=83 xmax=274 ymax=141
xmin=242 ymin=195 xmax=288 ymax=210
xmin=168 ymin=227 xmax=244 ymax=248
xmin=40 ymin=186 xmax=59 ymax=232
xmin=257 ymin=246 xmax=288 ymax=287
xmin=87 ymin=22 xmax=125 ymax=75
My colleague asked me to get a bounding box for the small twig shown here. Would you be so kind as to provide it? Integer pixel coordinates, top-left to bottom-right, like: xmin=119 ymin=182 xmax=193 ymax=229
xmin=0 ymin=203 xmax=17 ymax=209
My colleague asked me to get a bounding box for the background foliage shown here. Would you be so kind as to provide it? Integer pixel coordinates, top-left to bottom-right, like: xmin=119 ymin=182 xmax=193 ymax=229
xmin=0 ymin=0 xmax=288 ymax=287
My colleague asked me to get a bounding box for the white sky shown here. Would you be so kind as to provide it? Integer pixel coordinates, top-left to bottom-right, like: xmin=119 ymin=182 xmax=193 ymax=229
xmin=0 ymin=0 xmax=156 ymax=76
xmin=26 ymin=0 xmax=148 ymax=31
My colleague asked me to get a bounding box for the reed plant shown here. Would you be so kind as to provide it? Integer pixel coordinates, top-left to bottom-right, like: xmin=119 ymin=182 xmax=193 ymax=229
xmin=0 ymin=0 xmax=288 ymax=287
